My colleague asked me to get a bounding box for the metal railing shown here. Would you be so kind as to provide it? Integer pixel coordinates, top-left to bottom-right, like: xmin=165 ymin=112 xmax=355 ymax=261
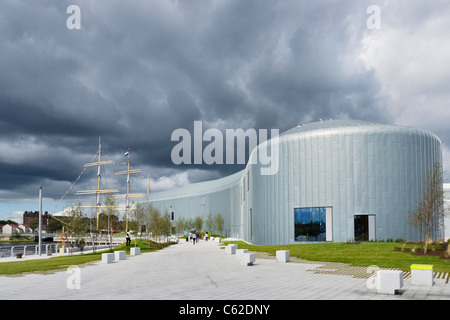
xmin=0 ymin=244 xmax=58 ymax=258
xmin=0 ymin=241 xmax=124 ymax=258
xmin=0 ymin=235 xmax=179 ymax=258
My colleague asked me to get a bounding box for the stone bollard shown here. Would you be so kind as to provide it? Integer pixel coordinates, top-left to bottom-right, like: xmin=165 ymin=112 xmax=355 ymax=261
xmin=235 ymin=249 xmax=248 ymax=259
xmin=240 ymin=253 xmax=255 ymax=266
xmin=376 ymin=270 xmax=403 ymax=294
xmin=102 ymin=253 xmax=115 ymax=264
xmin=276 ymin=250 xmax=290 ymax=263
xmin=130 ymin=247 xmax=140 ymax=255
xmin=225 ymin=244 xmax=238 ymax=255
xmin=411 ymin=264 xmax=434 ymax=286
xmin=114 ymin=251 xmax=126 ymax=261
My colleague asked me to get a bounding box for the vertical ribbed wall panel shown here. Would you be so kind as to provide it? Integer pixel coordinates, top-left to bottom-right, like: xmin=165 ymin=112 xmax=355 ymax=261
xmin=146 ymin=121 xmax=442 ymax=245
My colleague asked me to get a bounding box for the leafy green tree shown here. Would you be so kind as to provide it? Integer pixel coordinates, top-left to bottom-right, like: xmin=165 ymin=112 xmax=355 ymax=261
xmin=215 ymin=213 xmax=225 ymax=236
xmin=175 ymin=216 xmax=187 ymax=234
xmin=47 ymin=217 xmax=64 ymax=233
xmin=194 ymin=216 xmax=204 ymax=232
xmin=100 ymin=195 xmax=119 ymax=251
xmin=67 ymin=205 xmax=89 ymax=253
xmin=161 ymin=210 xmax=172 ymax=238
xmin=205 ymin=213 xmax=214 ymax=233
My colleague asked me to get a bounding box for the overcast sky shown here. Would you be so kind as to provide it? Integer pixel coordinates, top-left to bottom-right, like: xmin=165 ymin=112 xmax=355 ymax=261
xmin=1 ymin=0 xmax=449 ymax=223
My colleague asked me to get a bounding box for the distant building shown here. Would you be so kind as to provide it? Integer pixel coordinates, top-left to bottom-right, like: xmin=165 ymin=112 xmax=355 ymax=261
xmin=23 ymin=211 xmax=49 ymax=227
xmin=0 ymin=224 xmax=20 ymax=234
xmin=17 ymin=224 xmax=33 ymax=234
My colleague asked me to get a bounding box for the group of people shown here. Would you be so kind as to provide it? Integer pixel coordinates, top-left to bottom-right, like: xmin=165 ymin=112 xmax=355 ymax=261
xmin=185 ymin=231 xmax=209 ymax=245
xmin=124 ymin=230 xmax=211 ymax=246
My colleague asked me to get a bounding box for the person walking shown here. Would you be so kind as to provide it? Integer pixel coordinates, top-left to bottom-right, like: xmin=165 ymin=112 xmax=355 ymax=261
xmin=192 ymin=232 xmax=197 ymax=245
xmin=205 ymin=232 xmax=209 ymax=242
xmin=126 ymin=230 xmax=131 ymax=246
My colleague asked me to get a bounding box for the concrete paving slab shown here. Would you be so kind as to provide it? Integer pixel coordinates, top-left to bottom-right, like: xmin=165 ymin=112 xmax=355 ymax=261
xmin=0 ymin=240 xmax=449 ymax=301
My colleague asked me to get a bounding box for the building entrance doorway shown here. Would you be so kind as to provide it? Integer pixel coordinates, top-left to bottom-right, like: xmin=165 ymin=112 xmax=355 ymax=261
xmin=354 ymin=214 xmax=375 ymax=241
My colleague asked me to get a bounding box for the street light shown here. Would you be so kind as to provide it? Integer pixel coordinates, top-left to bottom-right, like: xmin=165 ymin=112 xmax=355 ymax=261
xmin=38 ymin=186 xmax=42 ymax=256
xmin=170 ymin=205 xmax=175 ymax=236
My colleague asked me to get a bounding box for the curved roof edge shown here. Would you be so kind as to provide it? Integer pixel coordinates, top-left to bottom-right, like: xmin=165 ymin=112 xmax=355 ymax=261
xmin=147 ymin=119 xmax=441 ymax=201
xmin=148 ymin=170 xmax=243 ymax=201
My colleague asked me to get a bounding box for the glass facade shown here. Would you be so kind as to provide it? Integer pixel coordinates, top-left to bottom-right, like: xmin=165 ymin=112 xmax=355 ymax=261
xmin=294 ymin=207 xmax=326 ymax=241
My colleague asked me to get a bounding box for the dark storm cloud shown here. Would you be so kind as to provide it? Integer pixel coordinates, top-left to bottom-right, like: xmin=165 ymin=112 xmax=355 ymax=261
xmin=1 ymin=0 xmax=447 ymax=205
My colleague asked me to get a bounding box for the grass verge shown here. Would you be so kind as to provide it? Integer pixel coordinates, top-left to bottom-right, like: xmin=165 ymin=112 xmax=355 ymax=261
xmin=223 ymin=240 xmax=450 ymax=273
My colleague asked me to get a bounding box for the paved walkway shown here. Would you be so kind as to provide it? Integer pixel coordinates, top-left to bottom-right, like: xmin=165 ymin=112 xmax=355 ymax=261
xmin=0 ymin=239 xmax=449 ymax=301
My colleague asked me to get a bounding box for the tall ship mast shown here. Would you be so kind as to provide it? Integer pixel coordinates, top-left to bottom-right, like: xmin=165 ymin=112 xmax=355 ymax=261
xmin=76 ymin=137 xmax=119 ymax=231
xmin=113 ymin=149 xmax=144 ymax=231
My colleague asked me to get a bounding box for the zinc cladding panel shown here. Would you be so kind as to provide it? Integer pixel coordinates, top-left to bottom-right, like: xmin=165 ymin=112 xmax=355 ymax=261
xmin=305 ymin=134 xmax=313 ymax=207
xmin=352 ymin=133 xmax=361 ymax=213
xmin=311 ymin=134 xmax=319 ymax=205
xmin=317 ymin=134 xmax=326 ymax=205
xmin=288 ymin=135 xmax=296 ymax=242
xmin=359 ymin=131 xmax=369 ymax=212
xmin=147 ymin=121 xmax=442 ymax=244
xmin=331 ymin=133 xmax=340 ymax=235
xmin=339 ymin=132 xmax=348 ymax=240
xmin=325 ymin=133 xmax=333 ymax=204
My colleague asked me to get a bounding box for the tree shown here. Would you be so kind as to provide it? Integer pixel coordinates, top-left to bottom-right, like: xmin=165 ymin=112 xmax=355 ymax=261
xmin=147 ymin=204 xmax=160 ymax=242
xmin=67 ymin=205 xmax=89 ymax=254
xmin=185 ymin=217 xmax=195 ymax=231
xmin=134 ymin=203 xmax=147 ymax=236
xmin=194 ymin=216 xmax=204 ymax=232
xmin=161 ymin=210 xmax=172 ymax=238
xmin=409 ymin=162 xmax=447 ymax=253
xmin=100 ymin=195 xmax=119 ymax=251
xmin=215 ymin=213 xmax=225 ymax=236
xmin=176 ymin=217 xmax=187 ymax=234
xmin=205 ymin=213 xmax=214 ymax=233
xmin=47 ymin=216 xmax=64 ymax=233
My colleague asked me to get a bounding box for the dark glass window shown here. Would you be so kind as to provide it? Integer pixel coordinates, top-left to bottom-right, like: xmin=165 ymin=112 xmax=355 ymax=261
xmin=294 ymin=207 xmax=326 ymax=241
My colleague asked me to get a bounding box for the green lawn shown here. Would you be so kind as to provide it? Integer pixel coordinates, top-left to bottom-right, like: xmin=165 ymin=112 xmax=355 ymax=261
xmin=0 ymin=239 xmax=173 ymax=276
xmin=223 ymin=240 xmax=450 ymax=273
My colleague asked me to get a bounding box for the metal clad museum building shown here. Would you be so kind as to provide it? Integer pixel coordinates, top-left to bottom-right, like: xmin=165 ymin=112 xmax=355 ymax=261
xmin=147 ymin=120 xmax=443 ymax=245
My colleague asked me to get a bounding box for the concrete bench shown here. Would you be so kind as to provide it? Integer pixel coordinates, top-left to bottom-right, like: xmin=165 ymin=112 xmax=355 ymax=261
xmin=276 ymin=250 xmax=290 ymax=263
xmin=215 ymin=237 xmax=221 ymax=243
xmin=376 ymin=270 xmax=403 ymax=294
xmin=130 ymin=247 xmax=140 ymax=255
xmin=240 ymin=252 xmax=255 ymax=266
xmin=411 ymin=264 xmax=434 ymax=286
xmin=102 ymin=253 xmax=115 ymax=264
xmin=114 ymin=250 xmax=126 ymax=261
xmin=235 ymin=249 xmax=248 ymax=259
xmin=225 ymin=244 xmax=237 ymax=255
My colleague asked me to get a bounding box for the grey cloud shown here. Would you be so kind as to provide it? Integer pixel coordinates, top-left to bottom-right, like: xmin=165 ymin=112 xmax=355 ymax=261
xmin=0 ymin=0 xmax=447 ymax=204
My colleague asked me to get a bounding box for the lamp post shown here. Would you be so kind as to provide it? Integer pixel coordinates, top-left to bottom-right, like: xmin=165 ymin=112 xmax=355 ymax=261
xmin=38 ymin=186 xmax=42 ymax=256
xmin=170 ymin=205 xmax=175 ymax=236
